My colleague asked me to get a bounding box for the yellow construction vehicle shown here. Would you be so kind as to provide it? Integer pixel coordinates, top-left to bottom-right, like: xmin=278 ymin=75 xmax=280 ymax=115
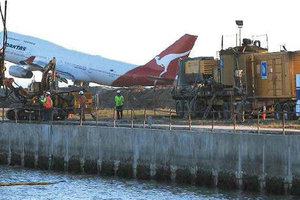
xmin=4 ymin=58 xmax=94 ymax=120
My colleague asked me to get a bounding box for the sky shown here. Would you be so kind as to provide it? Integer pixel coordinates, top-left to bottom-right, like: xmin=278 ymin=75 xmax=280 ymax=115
xmin=3 ymin=0 xmax=300 ymax=87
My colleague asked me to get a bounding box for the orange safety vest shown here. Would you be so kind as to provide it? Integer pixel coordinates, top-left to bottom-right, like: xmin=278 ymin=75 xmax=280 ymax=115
xmin=43 ymin=96 xmax=52 ymax=108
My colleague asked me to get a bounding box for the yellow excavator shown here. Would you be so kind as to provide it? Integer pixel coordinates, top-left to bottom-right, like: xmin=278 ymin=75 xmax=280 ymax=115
xmin=3 ymin=58 xmax=93 ymax=120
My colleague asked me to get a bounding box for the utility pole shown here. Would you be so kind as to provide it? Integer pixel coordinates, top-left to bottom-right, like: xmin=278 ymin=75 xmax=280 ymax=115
xmin=0 ymin=0 xmax=7 ymax=86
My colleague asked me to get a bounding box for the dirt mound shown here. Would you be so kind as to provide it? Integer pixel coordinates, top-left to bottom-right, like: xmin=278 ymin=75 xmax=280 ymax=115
xmin=96 ymin=86 xmax=175 ymax=109
xmin=0 ymin=86 xmax=176 ymax=110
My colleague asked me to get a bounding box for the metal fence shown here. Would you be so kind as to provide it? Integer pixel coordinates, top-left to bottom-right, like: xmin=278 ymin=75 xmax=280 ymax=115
xmin=1 ymin=106 xmax=300 ymax=135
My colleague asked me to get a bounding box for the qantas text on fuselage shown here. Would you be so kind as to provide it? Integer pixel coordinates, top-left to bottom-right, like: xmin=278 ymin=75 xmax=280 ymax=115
xmin=1 ymin=32 xmax=197 ymax=87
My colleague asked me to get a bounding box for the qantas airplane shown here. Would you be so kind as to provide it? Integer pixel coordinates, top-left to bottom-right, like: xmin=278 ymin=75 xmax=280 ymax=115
xmin=0 ymin=32 xmax=197 ymax=87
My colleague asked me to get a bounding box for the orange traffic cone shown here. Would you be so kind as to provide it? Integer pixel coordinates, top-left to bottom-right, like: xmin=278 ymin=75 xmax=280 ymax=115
xmin=262 ymin=106 xmax=266 ymax=120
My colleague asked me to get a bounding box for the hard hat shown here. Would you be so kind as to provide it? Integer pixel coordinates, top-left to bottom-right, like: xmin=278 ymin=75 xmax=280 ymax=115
xmin=117 ymin=90 xmax=121 ymax=94
xmin=79 ymin=91 xmax=84 ymax=95
xmin=46 ymin=91 xmax=51 ymax=95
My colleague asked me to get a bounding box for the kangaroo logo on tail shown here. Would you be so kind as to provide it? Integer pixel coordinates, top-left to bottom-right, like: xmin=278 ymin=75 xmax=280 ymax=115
xmin=154 ymin=50 xmax=191 ymax=78
xmin=111 ymin=34 xmax=197 ymax=87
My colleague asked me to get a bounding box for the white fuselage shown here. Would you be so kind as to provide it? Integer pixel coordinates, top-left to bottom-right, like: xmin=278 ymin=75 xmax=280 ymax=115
xmin=0 ymin=32 xmax=198 ymax=87
xmin=2 ymin=32 xmax=138 ymax=85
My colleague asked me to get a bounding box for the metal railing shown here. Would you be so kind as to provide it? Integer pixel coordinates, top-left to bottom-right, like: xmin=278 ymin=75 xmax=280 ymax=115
xmin=1 ymin=106 xmax=300 ymax=135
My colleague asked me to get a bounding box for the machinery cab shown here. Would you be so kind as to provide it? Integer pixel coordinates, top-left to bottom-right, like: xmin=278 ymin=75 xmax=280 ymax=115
xmin=172 ymin=57 xmax=219 ymax=99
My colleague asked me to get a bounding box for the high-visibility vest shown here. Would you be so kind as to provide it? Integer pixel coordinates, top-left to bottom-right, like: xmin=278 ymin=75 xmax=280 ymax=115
xmin=43 ymin=96 xmax=53 ymax=108
xmin=114 ymin=95 xmax=124 ymax=107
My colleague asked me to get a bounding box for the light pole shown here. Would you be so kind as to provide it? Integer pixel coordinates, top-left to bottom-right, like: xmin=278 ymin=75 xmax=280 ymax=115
xmin=235 ymin=20 xmax=243 ymax=46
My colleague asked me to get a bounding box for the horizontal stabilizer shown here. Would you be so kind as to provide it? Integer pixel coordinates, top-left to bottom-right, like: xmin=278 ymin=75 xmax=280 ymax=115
xmin=146 ymin=75 xmax=174 ymax=83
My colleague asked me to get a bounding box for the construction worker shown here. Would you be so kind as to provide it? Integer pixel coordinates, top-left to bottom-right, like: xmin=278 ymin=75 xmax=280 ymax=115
xmin=78 ymin=91 xmax=87 ymax=121
xmin=40 ymin=91 xmax=53 ymax=121
xmin=114 ymin=90 xmax=124 ymax=120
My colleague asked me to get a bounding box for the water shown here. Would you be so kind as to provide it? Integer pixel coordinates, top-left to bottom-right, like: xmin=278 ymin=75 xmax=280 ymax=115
xmin=0 ymin=166 xmax=296 ymax=200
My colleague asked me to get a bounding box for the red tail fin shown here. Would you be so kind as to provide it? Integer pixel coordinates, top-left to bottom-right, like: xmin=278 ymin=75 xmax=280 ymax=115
xmin=112 ymin=34 xmax=198 ymax=87
xmin=146 ymin=34 xmax=198 ymax=79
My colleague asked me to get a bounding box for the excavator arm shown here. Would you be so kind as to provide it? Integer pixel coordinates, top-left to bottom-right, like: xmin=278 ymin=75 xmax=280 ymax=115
xmin=40 ymin=57 xmax=57 ymax=92
xmin=3 ymin=78 xmax=28 ymax=97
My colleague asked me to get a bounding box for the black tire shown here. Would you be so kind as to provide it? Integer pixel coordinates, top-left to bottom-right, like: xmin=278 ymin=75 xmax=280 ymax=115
xmin=176 ymin=101 xmax=184 ymax=118
xmin=17 ymin=110 xmax=27 ymax=120
xmin=194 ymin=101 xmax=206 ymax=118
xmin=6 ymin=109 xmax=15 ymax=120
xmin=56 ymin=110 xmax=68 ymax=120
xmin=283 ymin=103 xmax=293 ymax=120
xmin=274 ymin=103 xmax=282 ymax=120
xmin=183 ymin=101 xmax=190 ymax=120
xmin=57 ymin=115 xmax=67 ymax=120
xmin=222 ymin=103 xmax=231 ymax=120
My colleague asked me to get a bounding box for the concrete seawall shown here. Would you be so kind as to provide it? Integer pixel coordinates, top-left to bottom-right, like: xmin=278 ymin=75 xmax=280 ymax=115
xmin=0 ymin=123 xmax=300 ymax=195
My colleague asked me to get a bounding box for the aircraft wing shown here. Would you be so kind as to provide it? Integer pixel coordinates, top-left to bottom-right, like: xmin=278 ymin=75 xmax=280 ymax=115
xmin=56 ymin=69 xmax=75 ymax=83
xmin=20 ymin=56 xmax=46 ymax=71
xmin=19 ymin=56 xmax=75 ymax=83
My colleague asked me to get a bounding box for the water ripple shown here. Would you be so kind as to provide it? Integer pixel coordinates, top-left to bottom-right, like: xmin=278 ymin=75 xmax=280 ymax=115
xmin=0 ymin=166 xmax=296 ymax=200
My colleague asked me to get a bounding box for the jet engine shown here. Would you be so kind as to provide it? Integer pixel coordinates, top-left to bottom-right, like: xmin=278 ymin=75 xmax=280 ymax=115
xmin=9 ymin=65 xmax=33 ymax=78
